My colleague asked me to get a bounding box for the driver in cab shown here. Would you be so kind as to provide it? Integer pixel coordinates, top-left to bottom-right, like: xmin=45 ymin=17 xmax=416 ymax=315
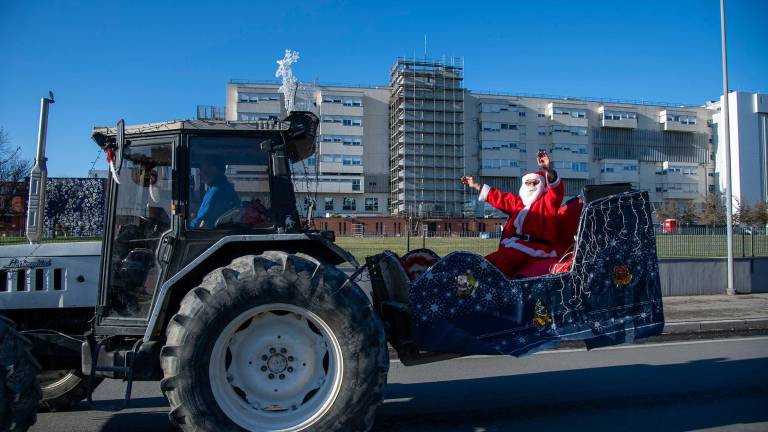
xmin=190 ymin=158 xmax=240 ymax=229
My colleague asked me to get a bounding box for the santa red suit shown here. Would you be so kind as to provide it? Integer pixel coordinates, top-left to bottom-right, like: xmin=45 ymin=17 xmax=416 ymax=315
xmin=479 ymin=171 xmax=564 ymax=278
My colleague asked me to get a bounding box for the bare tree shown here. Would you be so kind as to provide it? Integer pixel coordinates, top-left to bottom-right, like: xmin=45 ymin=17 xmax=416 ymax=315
xmin=698 ymin=191 xmax=726 ymax=226
xmin=0 ymin=128 xmax=32 ymax=228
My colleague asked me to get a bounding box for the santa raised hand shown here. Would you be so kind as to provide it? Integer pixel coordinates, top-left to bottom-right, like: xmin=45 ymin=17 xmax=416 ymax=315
xmin=461 ymin=151 xmax=564 ymax=278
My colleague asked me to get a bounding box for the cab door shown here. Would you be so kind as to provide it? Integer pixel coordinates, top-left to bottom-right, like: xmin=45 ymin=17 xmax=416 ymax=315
xmin=97 ymin=137 xmax=175 ymax=331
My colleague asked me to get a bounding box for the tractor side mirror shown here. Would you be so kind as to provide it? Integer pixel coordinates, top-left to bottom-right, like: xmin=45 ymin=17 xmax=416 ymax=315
xmin=283 ymin=111 xmax=318 ymax=162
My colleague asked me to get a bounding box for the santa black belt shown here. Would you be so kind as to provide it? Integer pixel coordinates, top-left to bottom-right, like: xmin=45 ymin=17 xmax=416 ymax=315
xmin=510 ymin=233 xmax=550 ymax=245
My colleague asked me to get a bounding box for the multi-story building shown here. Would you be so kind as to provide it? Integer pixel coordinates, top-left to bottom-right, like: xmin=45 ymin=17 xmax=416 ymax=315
xmin=465 ymin=93 xmax=713 ymax=216
xmin=224 ymin=59 xmax=721 ymax=220
xmin=389 ymin=57 xmax=466 ymax=218
xmin=710 ymin=92 xmax=768 ymax=208
xmin=225 ymin=81 xmax=390 ymax=218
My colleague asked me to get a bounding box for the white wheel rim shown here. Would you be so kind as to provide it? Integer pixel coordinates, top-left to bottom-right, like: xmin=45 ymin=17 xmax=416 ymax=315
xmin=209 ymin=303 xmax=343 ymax=431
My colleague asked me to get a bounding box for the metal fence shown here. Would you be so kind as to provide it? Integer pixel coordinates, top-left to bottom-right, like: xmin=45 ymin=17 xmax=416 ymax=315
xmin=2 ymin=228 xmax=766 ymax=265
xmin=0 ymin=231 xmax=102 ymax=245
xmin=335 ymin=228 xmax=768 ymax=265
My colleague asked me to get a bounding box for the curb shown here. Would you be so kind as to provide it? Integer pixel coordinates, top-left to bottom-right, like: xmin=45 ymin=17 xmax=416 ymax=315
xmin=663 ymin=318 xmax=768 ymax=334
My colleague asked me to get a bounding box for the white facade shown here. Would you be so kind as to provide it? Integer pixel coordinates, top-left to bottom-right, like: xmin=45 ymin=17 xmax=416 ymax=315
xmin=467 ymin=93 xmax=713 ymax=213
xmin=227 ymin=79 xmax=723 ymax=217
xmin=711 ymin=92 xmax=768 ymax=209
xmin=226 ymin=82 xmax=390 ymax=217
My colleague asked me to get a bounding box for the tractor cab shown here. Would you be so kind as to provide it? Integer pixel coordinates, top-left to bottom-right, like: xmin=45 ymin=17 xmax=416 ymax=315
xmin=89 ymin=113 xmax=326 ymax=330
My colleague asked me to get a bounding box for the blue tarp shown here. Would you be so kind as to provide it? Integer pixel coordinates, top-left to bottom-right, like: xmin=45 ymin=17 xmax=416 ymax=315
xmin=408 ymin=191 xmax=665 ymax=356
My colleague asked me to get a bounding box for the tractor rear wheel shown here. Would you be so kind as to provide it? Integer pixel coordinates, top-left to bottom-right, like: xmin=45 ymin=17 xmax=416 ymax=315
xmin=160 ymin=252 xmax=389 ymax=432
xmin=37 ymin=369 xmax=102 ymax=412
xmin=0 ymin=316 xmax=41 ymax=432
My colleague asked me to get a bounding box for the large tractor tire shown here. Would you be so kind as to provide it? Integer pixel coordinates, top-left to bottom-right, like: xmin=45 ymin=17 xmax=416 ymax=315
xmin=160 ymin=252 xmax=389 ymax=432
xmin=0 ymin=316 xmax=41 ymax=432
xmin=38 ymin=369 xmax=102 ymax=412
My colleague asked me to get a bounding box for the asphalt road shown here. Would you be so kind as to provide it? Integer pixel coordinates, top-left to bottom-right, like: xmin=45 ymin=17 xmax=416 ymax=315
xmin=30 ymin=336 xmax=768 ymax=432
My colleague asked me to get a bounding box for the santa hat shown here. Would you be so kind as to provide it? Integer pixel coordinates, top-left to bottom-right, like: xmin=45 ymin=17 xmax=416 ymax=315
xmin=521 ymin=171 xmax=546 ymax=186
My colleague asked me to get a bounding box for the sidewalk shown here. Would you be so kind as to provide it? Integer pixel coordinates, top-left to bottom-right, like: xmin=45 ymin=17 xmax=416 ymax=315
xmin=662 ymin=293 xmax=768 ymax=334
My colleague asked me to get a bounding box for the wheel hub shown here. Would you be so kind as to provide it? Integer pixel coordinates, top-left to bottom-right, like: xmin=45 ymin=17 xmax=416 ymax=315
xmin=266 ymin=353 xmax=288 ymax=374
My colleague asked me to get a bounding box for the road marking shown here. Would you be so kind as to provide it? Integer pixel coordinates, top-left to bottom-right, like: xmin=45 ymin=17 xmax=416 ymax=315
xmin=389 ymin=336 xmax=768 ymax=363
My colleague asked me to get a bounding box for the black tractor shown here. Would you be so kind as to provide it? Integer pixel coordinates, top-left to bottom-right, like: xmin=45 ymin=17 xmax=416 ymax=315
xmin=84 ymin=113 xmax=388 ymax=431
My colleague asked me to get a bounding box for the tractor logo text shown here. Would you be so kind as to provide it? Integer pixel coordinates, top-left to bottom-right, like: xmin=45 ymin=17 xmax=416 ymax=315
xmin=3 ymin=258 xmax=53 ymax=270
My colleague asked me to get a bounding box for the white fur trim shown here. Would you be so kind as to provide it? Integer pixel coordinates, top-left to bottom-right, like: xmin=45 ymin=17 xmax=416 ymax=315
xmin=513 ymin=204 xmax=530 ymax=234
xmin=522 ymin=172 xmax=545 ymax=184
xmin=500 ymin=237 xmax=558 ymax=258
xmin=547 ymin=173 xmax=561 ymax=188
xmin=478 ymin=184 xmax=491 ymax=202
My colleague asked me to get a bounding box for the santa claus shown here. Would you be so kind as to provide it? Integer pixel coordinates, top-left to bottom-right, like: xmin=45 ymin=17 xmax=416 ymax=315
xmin=461 ymin=151 xmax=564 ymax=278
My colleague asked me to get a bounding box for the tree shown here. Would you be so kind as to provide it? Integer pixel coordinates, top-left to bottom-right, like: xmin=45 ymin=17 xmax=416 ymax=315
xmin=750 ymin=201 xmax=768 ymax=227
xmin=657 ymin=200 xmax=679 ymax=220
xmin=679 ymin=201 xmax=698 ymax=225
xmin=0 ymin=128 xmax=32 ymax=228
xmin=733 ymin=198 xmax=754 ymax=226
xmin=698 ymin=192 xmax=726 ymax=226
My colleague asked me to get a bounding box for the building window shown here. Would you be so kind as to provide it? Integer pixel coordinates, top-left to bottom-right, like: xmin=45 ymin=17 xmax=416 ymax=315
xmin=324 ymin=197 xmax=334 ymax=211
xmin=238 ymin=92 xmax=280 ymax=103
xmin=549 ymin=125 xmax=588 ymax=136
xmin=537 ymin=126 xmax=547 ymax=136
xmin=554 ymin=107 xmax=587 ymax=118
xmin=352 ymin=179 xmax=361 ymax=191
xmin=537 ymin=113 xmax=545 ymax=118
xmin=342 ymin=156 xmax=362 ymax=166
xmin=602 ymin=110 xmax=638 ymax=121
xmin=480 ymin=103 xmax=516 ymax=113
xmin=239 ymin=112 xmax=279 ymax=121
xmin=481 ymin=141 xmax=519 ymax=150
xmin=365 ymin=197 xmax=378 ymax=211
xmin=321 ymin=115 xmax=363 ymax=126
xmin=323 ymin=95 xmax=363 ymax=107
xmin=665 ymin=114 xmax=697 ymax=125
xmin=481 ymin=122 xmax=501 ymax=132
xmin=482 ymin=159 xmax=518 ymax=169
xmin=343 ymin=197 xmax=356 ymax=211
xmin=500 ymin=123 xmax=518 ymax=130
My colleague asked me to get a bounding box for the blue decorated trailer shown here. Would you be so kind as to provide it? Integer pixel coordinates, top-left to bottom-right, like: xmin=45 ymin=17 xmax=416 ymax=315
xmin=368 ymin=190 xmax=664 ymax=365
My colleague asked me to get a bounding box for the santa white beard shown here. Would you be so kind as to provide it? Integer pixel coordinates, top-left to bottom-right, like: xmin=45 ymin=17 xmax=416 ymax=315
xmin=519 ymin=182 xmax=545 ymax=206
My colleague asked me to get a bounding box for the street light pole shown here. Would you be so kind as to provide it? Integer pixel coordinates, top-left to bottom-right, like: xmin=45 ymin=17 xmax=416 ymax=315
xmin=720 ymin=0 xmax=735 ymax=295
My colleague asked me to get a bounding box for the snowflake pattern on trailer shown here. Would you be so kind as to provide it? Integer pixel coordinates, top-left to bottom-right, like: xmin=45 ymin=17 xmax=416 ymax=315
xmin=45 ymin=178 xmax=106 ymax=236
xmin=406 ymin=191 xmax=665 ymax=357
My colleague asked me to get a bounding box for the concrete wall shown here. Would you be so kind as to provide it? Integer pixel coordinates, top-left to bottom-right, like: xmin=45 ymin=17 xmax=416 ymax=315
xmin=659 ymin=257 xmax=768 ymax=296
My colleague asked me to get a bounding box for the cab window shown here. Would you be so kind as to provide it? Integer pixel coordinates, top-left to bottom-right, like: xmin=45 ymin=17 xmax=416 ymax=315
xmin=188 ymin=136 xmax=272 ymax=230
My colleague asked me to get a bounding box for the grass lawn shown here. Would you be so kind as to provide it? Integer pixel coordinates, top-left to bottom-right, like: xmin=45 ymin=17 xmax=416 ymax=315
xmin=336 ymin=234 xmax=768 ymax=264
xmin=2 ymin=234 xmax=765 ymax=264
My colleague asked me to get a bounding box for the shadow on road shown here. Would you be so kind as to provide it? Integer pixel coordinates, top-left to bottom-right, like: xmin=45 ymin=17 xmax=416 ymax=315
xmin=98 ymin=412 xmax=173 ymax=432
xmin=68 ymin=396 xmax=169 ymax=412
xmin=375 ymin=357 xmax=768 ymax=431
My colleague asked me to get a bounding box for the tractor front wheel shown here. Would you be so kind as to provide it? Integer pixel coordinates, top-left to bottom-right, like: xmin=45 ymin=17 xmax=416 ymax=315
xmin=160 ymin=252 xmax=389 ymax=432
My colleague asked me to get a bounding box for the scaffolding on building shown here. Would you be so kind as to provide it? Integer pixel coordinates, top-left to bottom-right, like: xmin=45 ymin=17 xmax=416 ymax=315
xmin=389 ymin=56 xmax=466 ymax=218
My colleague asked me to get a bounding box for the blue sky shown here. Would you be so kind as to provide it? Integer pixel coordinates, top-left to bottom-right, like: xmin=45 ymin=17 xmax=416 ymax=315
xmin=1 ymin=0 xmax=766 ymax=177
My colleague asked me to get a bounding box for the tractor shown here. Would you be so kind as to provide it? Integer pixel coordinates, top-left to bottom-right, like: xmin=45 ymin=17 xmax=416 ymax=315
xmin=1 ymin=110 xmax=664 ymax=432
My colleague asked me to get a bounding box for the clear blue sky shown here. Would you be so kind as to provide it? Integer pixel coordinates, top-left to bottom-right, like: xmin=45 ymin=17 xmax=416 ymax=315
xmin=1 ymin=0 xmax=766 ymax=177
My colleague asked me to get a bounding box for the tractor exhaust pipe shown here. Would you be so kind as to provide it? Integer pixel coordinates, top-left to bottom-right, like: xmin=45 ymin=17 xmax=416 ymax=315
xmin=26 ymin=91 xmax=55 ymax=244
